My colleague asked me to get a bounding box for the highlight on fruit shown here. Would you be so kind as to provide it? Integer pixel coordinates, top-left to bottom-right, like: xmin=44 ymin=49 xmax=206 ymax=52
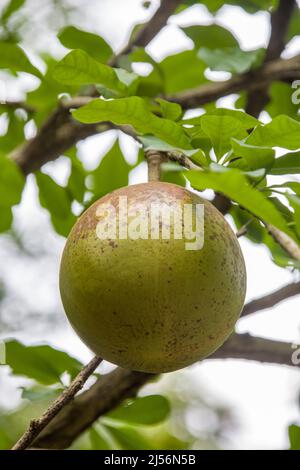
xmin=59 ymin=181 xmax=246 ymax=373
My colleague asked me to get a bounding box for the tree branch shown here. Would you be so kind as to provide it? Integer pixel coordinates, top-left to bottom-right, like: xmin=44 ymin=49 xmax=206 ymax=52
xmin=110 ymin=0 xmax=182 ymax=62
xmin=30 ymin=333 xmax=299 ymax=449
xmin=246 ymin=0 xmax=296 ymax=117
xmin=170 ymin=54 xmax=300 ymax=109
xmin=12 ymin=356 xmax=102 ymax=451
xmin=267 ymin=224 xmax=300 ymax=262
xmin=241 ymin=281 xmax=300 ymax=317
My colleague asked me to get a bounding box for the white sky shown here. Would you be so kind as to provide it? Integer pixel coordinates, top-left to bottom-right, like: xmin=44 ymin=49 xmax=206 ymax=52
xmin=1 ymin=0 xmax=300 ymax=450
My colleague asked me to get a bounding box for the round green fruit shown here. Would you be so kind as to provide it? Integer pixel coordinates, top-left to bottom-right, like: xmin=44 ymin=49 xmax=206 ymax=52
xmin=59 ymin=182 xmax=246 ymax=373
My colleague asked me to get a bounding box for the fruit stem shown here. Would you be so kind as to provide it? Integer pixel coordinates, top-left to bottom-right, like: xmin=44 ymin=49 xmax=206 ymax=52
xmin=146 ymin=150 xmax=164 ymax=182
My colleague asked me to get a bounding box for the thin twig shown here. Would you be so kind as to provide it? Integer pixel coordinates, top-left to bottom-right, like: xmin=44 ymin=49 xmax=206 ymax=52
xmin=267 ymin=224 xmax=300 ymax=262
xmin=12 ymin=356 xmax=102 ymax=450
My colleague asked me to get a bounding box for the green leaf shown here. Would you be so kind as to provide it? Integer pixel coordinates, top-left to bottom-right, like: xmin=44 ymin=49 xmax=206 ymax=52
xmin=73 ymin=97 xmax=191 ymax=149
xmin=270 ymin=151 xmax=300 ymax=175
xmin=107 ymin=395 xmax=170 ymax=426
xmin=287 ymin=8 xmax=300 ymax=41
xmin=5 ymin=340 xmax=83 ymax=385
xmin=0 ymin=206 xmax=13 ymax=232
xmin=289 ymin=424 xmax=300 ymax=450
xmin=182 ymin=24 xmax=239 ymax=49
xmin=67 ymin=150 xmax=86 ymax=203
xmin=0 ymin=42 xmax=41 ymax=77
xmin=198 ymin=47 xmax=265 ymax=74
xmin=89 ymin=425 xmax=114 ymax=450
xmin=58 ymin=26 xmax=112 ymax=63
xmin=0 ymin=155 xmax=25 ymax=207
xmin=230 ymin=138 xmax=275 ymax=170
xmin=287 ymin=194 xmax=300 ymax=237
xmin=104 ymin=425 xmax=153 ymax=450
xmin=159 ymin=50 xmax=206 ymax=94
xmin=200 ymin=115 xmax=247 ymax=159
xmin=156 ymin=98 xmax=182 ymax=121
xmin=35 ymin=172 xmax=76 ymax=237
xmin=186 ymin=168 xmax=291 ymax=236
xmin=247 ymin=115 xmax=300 ymax=150
xmin=269 ymin=181 xmax=300 ymax=195
xmin=267 ymin=82 xmax=300 ymax=120
xmin=53 ymin=50 xmax=126 ymax=95
xmin=183 ymin=108 xmax=258 ymax=129
xmin=92 ymin=140 xmax=132 ymax=198
xmin=162 ymin=164 xmax=186 ymax=187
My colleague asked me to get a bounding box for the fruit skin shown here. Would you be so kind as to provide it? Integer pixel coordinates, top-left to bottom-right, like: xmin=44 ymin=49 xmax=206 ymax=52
xmin=60 ymin=182 xmax=246 ymax=373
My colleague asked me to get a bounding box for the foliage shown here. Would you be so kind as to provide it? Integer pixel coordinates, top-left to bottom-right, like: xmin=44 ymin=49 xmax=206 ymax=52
xmin=0 ymin=0 xmax=300 ymax=451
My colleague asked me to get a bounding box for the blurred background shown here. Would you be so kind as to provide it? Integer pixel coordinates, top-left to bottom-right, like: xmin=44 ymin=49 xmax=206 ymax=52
xmin=0 ymin=0 xmax=300 ymax=450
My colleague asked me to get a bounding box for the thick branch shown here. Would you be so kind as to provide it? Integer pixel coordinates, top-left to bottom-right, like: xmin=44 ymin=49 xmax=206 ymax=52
xmin=12 ymin=356 xmax=102 ymax=450
xmin=170 ymin=54 xmax=300 ymax=109
xmin=31 ymin=333 xmax=299 ymax=449
xmin=241 ymin=281 xmax=300 ymax=317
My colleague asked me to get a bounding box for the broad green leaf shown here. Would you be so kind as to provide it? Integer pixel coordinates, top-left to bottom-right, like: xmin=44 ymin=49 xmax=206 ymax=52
xmin=159 ymin=50 xmax=206 ymax=94
xmin=58 ymin=26 xmax=112 ymax=62
xmin=73 ymin=97 xmax=191 ymax=149
xmin=139 ymin=134 xmax=203 ymax=157
xmin=0 ymin=42 xmax=41 ymax=77
xmin=5 ymin=340 xmax=83 ymax=385
xmin=230 ymin=138 xmax=275 ymax=170
xmin=289 ymin=424 xmax=300 ymax=450
xmin=91 ymin=140 xmax=132 ymax=198
xmin=0 ymin=155 xmax=25 ymax=206
xmin=247 ymin=115 xmax=300 ymax=150
xmin=182 ymin=108 xmax=258 ymax=129
xmin=0 ymin=205 xmax=13 ymax=232
xmin=186 ymin=168 xmax=291 ymax=236
xmin=198 ymin=47 xmax=265 ymax=74
xmin=35 ymin=172 xmax=76 ymax=237
xmin=200 ymin=115 xmax=247 ymax=159
xmin=182 ymin=24 xmax=238 ymax=49
xmin=107 ymin=395 xmax=170 ymax=426
xmin=53 ymin=50 xmax=126 ymax=95
xmin=156 ymin=98 xmax=182 ymax=121
xmin=267 ymin=82 xmax=300 ymax=120
xmin=270 ymin=151 xmax=300 ymax=175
